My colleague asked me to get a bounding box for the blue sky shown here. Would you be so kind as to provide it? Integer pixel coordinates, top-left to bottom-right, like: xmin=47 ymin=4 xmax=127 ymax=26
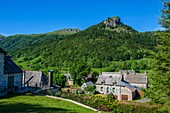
xmin=0 ymin=0 xmax=165 ymax=36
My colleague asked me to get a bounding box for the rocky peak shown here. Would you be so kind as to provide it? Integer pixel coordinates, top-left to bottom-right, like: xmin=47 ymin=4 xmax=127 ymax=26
xmin=103 ymin=16 xmax=121 ymax=27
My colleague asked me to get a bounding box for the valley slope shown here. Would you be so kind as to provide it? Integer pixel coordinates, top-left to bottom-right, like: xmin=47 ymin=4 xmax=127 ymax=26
xmin=0 ymin=17 xmax=157 ymax=72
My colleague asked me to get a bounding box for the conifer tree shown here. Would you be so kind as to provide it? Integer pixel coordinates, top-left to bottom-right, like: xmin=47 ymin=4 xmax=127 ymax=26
xmin=148 ymin=1 xmax=170 ymax=112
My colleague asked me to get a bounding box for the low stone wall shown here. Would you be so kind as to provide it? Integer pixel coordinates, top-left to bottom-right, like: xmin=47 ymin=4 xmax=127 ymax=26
xmin=0 ymin=76 xmax=8 ymax=92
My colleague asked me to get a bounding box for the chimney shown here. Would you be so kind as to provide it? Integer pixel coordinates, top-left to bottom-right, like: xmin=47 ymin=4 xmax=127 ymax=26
xmin=48 ymin=70 xmax=54 ymax=87
xmin=99 ymin=70 xmax=102 ymax=76
xmin=23 ymin=70 xmax=26 ymax=87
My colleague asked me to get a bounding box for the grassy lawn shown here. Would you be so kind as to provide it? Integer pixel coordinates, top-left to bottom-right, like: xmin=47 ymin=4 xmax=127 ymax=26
xmin=0 ymin=94 xmax=97 ymax=113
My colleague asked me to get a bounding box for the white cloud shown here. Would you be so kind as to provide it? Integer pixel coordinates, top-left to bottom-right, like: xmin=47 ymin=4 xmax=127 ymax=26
xmin=153 ymin=26 xmax=165 ymax=31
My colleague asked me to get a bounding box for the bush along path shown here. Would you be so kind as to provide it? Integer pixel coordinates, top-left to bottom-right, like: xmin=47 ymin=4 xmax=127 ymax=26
xmin=30 ymin=90 xmax=99 ymax=112
xmin=45 ymin=95 xmax=99 ymax=112
xmin=31 ymin=89 xmax=161 ymax=113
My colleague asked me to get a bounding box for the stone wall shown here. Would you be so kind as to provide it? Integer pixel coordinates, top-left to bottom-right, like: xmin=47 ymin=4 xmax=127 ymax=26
xmin=14 ymin=73 xmax=23 ymax=89
xmin=0 ymin=53 xmax=4 ymax=75
xmin=6 ymin=73 xmax=23 ymax=90
xmin=121 ymin=87 xmax=133 ymax=100
xmin=0 ymin=53 xmax=7 ymax=92
xmin=0 ymin=76 xmax=8 ymax=91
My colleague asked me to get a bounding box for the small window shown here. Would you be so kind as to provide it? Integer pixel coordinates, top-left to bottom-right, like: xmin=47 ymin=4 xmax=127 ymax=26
xmin=112 ymin=87 xmax=115 ymax=92
xmin=101 ymin=87 xmax=103 ymax=91
xmin=107 ymin=87 xmax=109 ymax=93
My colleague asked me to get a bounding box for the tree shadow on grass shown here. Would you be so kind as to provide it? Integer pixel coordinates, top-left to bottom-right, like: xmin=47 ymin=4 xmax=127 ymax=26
xmin=0 ymin=92 xmax=36 ymax=99
xmin=0 ymin=102 xmax=76 ymax=113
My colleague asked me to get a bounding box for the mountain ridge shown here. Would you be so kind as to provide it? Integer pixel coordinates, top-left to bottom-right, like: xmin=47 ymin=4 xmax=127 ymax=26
xmin=0 ymin=16 xmax=157 ymax=72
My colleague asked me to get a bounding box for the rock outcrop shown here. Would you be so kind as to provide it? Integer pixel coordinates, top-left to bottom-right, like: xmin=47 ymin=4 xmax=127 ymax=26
xmin=103 ymin=16 xmax=121 ymax=27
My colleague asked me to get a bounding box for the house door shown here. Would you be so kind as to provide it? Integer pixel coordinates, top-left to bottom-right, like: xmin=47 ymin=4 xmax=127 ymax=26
xmin=121 ymin=94 xmax=128 ymax=100
xmin=8 ymin=76 xmax=14 ymax=88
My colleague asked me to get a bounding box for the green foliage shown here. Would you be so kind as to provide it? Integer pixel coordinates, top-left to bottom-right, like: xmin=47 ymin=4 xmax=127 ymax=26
xmin=53 ymin=73 xmax=67 ymax=88
xmin=102 ymin=58 xmax=152 ymax=73
xmin=70 ymin=60 xmax=90 ymax=85
xmin=56 ymin=91 xmax=62 ymax=97
xmin=84 ymin=86 xmax=96 ymax=92
xmin=147 ymin=31 xmax=170 ymax=109
xmin=146 ymin=1 xmax=170 ymax=112
xmin=0 ymin=29 xmax=77 ymax=52
xmin=0 ymin=34 xmax=5 ymax=39
xmin=47 ymin=28 xmax=80 ymax=35
xmin=91 ymin=71 xmax=99 ymax=83
xmin=107 ymin=93 xmax=115 ymax=102
xmin=61 ymin=93 xmax=160 ymax=113
xmin=159 ymin=1 xmax=170 ymax=30
xmin=10 ymin=25 xmax=156 ymax=72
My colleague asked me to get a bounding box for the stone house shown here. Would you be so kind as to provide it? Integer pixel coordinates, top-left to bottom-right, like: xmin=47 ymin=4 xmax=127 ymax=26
xmin=96 ymin=71 xmax=147 ymax=100
xmin=64 ymin=72 xmax=73 ymax=85
xmin=0 ymin=48 xmax=23 ymax=93
xmin=23 ymin=71 xmax=48 ymax=88
xmin=81 ymin=81 xmax=94 ymax=91
xmin=23 ymin=70 xmax=60 ymax=94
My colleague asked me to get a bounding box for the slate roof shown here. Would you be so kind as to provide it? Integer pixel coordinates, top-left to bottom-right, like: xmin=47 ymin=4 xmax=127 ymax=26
xmin=0 ymin=48 xmax=7 ymax=53
xmin=24 ymin=71 xmax=48 ymax=87
xmin=85 ymin=81 xmax=94 ymax=86
xmin=64 ymin=73 xmax=72 ymax=80
xmin=4 ymin=56 xmax=23 ymax=74
xmin=96 ymin=72 xmax=122 ymax=85
xmin=96 ymin=71 xmax=147 ymax=86
xmin=120 ymin=81 xmax=136 ymax=92
xmin=119 ymin=70 xmax=135 ymax=73
xmin=124 ymin=73 xmax=147 ymax=84
xmin=0 ymin=47 xmax=22 ymax=74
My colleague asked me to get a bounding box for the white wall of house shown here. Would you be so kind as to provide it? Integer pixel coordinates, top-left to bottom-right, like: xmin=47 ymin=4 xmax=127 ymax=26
xmin=81 ymin=83 xmax=87 ymax=90
xmin=121 ymin=87 xmax=133 ymax=100
xmin=96 ymin=85 xmax=104 ymax=94
xmin=112 ymin=86 xmax=121 ymax=100
xmin=96 ymin=85 xmax=135 ymax=100
xmin=96 ymin=85 xmax=122 ymax=100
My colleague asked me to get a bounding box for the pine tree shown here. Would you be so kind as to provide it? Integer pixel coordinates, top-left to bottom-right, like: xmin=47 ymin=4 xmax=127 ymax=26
xmin=148 ymin=1 xmax=170 ymax=112
xmin=159 ymin=1 xmax=170 ymax=30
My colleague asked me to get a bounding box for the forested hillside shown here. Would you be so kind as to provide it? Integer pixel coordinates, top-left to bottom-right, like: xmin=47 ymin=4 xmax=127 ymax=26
xmin=0 ymin=28 xmax=80 ymax=52
xmin=5 ymin=17 xmax=157 ymax=73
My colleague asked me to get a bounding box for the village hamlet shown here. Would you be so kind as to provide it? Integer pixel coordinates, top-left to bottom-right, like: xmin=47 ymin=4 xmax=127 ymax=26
xmin=96 ymin=70 xmax=147 ymax=100
xmin=0 ymin=48 xmax=60 ymax=95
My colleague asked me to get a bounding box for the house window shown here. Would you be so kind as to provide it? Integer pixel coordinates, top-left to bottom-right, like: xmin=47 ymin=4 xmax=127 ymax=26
xmin=101 ymin=87 xmax=103 ymax=91
xmin=112 ymin=87 xmax=115 ymax=92
xmin=107 ymin=87 xmax=109 ymax=93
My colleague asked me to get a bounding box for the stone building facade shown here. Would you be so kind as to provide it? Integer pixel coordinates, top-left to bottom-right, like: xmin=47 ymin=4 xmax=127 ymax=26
xmin=23 ymin=70 xmax=48 ymax=88
xmin=0 ymin=48 xmax=23 ymax=93
xmin=96 ymin=71 xmax=147 ymax=100
xmin=64 ymin=72 xmax=73 ymax=86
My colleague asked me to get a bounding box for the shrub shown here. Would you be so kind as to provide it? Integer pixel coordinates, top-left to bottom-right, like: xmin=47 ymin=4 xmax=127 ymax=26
xmin=84 ymin=86 xmax=95 ymax=92
xmin=107 ymin=93 xmax=115 ymax=102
